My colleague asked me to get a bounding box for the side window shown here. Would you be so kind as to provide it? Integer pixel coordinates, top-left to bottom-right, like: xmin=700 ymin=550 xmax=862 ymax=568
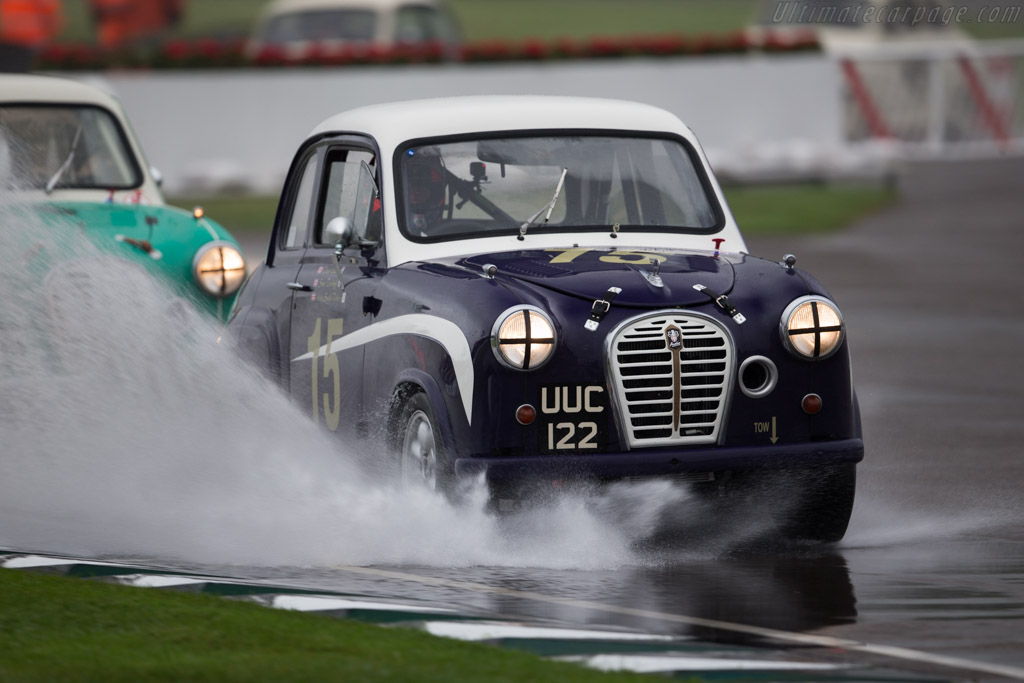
xmin=317 ymin=149 xmax=379 ymax=246
xmin=395 ymin=5 xmax=449 ymax=42
xmin=281 ymin=154 xmax=318 ymax=250
xmin=429 ymin=7 xmax=460 ymax=43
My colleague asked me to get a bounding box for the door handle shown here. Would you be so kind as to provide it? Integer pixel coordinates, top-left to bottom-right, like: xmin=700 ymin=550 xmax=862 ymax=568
xmin=286 ymin=282 xmax=313 ymax=292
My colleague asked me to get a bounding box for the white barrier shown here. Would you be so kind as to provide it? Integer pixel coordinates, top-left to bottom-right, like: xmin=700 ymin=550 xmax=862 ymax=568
xmin=76 ymin=55 xmax=843 ymax=194
xmin=71 ymin=42 xmax=1024 ymax=194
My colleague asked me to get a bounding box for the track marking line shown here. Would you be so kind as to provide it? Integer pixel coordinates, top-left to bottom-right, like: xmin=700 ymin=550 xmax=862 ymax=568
xmin=423 ymin=621 xmax=678 ymax=642
xmin=271 ymin=595 xmax=455 ymax=613
xmin=559 ymin=654 xmax=849 ymax=673
xmin=336 ymin=564 xmax=1024 ymax=681
xmin=2 ymin=556 xmax=77 ymax=569
xmin=124 ymin=575 xmax=207 ymax=588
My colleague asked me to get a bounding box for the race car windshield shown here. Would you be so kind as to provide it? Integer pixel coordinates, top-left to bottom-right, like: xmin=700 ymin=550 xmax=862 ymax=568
xmin=260 ymin=9 xmax=377 ymax=43
xmin=0 ymin=105 xmax=142 ymax=191
xmin=398 ymin=135 xmax=720 ymax=241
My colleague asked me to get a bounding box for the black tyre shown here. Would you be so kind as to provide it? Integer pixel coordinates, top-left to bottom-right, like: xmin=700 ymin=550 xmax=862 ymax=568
xmin=714 ymin=463 xmax=856 ymax=544
xmin=392 ymin=391 xmax=455 ymax=496
xmin=775 ymin=463 xmax=857 ymax=543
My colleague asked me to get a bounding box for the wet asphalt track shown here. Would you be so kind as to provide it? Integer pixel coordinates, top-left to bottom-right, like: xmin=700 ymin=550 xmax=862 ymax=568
xmin=223 ymin=159 xmax=1024 ymax=680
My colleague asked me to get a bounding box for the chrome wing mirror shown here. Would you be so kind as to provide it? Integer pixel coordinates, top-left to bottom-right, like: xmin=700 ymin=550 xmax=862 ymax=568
xmin=325 ymin=216 xmax=354 ymax=256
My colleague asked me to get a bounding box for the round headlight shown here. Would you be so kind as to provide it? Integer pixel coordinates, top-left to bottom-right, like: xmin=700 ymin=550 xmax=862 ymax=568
xmin=780 ymin=296 xmax=845 ymax=360
xmin=491 ymin=306 xmax=556 ymax=370
xmin=193 ymin=242 xmax=246 ymax=297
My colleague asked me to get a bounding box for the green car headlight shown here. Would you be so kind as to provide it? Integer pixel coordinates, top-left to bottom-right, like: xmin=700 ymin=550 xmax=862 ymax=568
xmin=193 ymin=242 xmax=246 ymax=297
xmin=780 ymin=296 xmax=845 ymax=360
xmin=491 ymin=306 xmax=556 ymax=370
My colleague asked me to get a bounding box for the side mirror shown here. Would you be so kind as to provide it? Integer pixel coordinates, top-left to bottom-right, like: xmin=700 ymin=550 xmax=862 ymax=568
xmin=325 ymin=216 xmax=354 ymax=249
xmin=150 ymin=166 xmax=164 ymax=189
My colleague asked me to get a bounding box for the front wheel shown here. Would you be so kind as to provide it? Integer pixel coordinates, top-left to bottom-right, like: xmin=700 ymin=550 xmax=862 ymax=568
xmin=392 ymin=391 xmax=454 ymax=496
xmin=712 ymin=463 xmax=856 ymax=544
xmin=768 ymin=463 xmax=857 ymax=543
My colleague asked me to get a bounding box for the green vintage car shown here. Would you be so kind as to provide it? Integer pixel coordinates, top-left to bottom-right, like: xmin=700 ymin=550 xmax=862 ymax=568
xmin=0 ymin=74 xmax=245 ymax=321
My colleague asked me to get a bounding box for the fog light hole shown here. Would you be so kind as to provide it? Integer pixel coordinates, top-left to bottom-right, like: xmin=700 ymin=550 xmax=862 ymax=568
xmin=738 ymin=356 xmax=778 ymax=398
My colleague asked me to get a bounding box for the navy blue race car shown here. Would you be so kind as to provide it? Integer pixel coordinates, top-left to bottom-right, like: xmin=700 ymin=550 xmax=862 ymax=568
xmin=228 ymin=96 xmax=862 ymax=542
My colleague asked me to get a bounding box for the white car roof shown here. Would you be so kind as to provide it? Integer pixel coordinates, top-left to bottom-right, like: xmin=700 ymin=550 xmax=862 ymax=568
xmin=310 ymin=96 xmax=698 ymax=149
xmin=262 ymin=0 xmax=437 ymax=16
xmin=308 ymin=96 xmax=746 ymax=267
xmin=0 ymin=74 xmax=162 ymax=205
xmin=0 ymin=74 xmax=123 ymax=110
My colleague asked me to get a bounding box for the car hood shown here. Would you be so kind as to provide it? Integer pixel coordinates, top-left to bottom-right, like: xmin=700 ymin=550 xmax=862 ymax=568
xmin=456 ymin=248 xmax=737 ymax=306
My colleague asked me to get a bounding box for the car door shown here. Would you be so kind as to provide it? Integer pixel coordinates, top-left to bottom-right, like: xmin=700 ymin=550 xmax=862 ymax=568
xmin=288 ymin=142 xmax=384 ymax=433
xmin=232 ymin=145 xmax=319 ymax=382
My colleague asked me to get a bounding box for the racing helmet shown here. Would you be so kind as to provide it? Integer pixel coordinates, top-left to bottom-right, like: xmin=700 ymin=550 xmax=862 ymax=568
xmin=405 ymin=147 xmax=447 ymax=231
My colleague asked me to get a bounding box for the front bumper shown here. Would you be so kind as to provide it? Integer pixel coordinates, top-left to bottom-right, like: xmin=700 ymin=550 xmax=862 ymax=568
xmin=454 ymin=438 xmax=864 ymax=483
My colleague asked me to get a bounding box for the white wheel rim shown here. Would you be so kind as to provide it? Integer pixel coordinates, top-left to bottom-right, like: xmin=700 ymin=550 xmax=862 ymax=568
xmin=401 ymin=409 xmax=437 ymax=490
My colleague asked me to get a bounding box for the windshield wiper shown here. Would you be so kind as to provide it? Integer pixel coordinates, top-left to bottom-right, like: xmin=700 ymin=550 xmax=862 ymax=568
xmin=518 ymin=167 xmax=567 ymax=241
xmin=45 ymin=125 xmax=84 ymax=194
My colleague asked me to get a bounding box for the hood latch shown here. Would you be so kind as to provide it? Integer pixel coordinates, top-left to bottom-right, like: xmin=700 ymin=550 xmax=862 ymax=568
xmin=585 ymin=287 xmax=622 ymax=332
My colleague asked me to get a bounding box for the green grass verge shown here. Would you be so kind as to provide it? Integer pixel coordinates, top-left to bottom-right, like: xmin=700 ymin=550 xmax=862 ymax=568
xmin=171 ymin=194 xmax=280 ymax=233
xmin=171 ymin=184 xmax=898 ymax=238
xmin=724 ymin=183 xmax=897 ymax=236
xmin=51 ymin=0 xmax=1024 ymax=44
xmin=449 ymin=0 xmax=756 ymax=41
xmin=53 ymin=0 xmax=760 ymax=43
xmin=55 ymin=0 xmax=266 ymax=42
xmin=0 ymin=569 xmax=653 ymax=683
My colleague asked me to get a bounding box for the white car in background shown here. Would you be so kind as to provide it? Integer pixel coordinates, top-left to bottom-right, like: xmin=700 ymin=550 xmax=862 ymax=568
xmin=246 ymin=0 xmax=461 ymax=58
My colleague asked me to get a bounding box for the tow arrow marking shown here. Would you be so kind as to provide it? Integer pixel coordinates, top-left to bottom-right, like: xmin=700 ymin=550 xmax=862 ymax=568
xmin=770 ymin=416 xmax=778 ymax=444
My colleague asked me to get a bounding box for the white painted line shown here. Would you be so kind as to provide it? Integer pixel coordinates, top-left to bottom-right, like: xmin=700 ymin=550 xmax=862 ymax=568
xmin=125 ymin=575 xmax=208 ymax=588
xmin=424 ymin=621 xmax=678 ymax=642
xmin=562 ymin=654 xmax=848 ymax=674
xmin=290 ymin=314 xmax=475 ymax=423
xmin=271 ymin=595 xmax=455 ymax=614
xmin=1 ymin=555 xmax=142 ymax=570
xmin=2 ymin=556 xmax=76 ymax=569
xmin=336 ymin=565 xmax=1024 ymax=681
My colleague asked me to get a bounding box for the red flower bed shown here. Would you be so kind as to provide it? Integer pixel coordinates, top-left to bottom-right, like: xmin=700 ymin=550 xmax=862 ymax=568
xmin=34 ymin=31 xmax=819 ymax=71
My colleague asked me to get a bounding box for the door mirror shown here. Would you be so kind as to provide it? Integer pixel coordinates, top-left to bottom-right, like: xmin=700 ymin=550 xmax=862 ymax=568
xmin=325 ymin=216 xmax=354 ymax=249
xmin=320 ymin=154 xmax=380 ymax=254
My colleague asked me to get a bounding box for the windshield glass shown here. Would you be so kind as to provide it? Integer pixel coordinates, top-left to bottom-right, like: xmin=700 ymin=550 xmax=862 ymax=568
xmin=397 ymin=134 xmax=720 ymax=241
xmin=261 ymin=9 xmax=377 ymax=43
xmin=0 ymin=105 xmax=142 ymax=191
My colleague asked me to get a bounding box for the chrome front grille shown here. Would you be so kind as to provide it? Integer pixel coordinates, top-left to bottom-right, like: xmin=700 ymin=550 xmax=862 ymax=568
xmin=608 ymin=312 xmax=733 ymax=449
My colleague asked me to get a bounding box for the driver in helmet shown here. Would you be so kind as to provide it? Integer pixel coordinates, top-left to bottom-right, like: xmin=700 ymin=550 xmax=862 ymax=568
xmin=406 ymin=147 xmax=447 ymax=234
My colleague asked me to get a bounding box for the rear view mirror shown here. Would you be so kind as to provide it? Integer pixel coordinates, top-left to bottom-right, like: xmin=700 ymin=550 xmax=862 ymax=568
xmin=477 ymin=138 xmax=571 ymax=166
